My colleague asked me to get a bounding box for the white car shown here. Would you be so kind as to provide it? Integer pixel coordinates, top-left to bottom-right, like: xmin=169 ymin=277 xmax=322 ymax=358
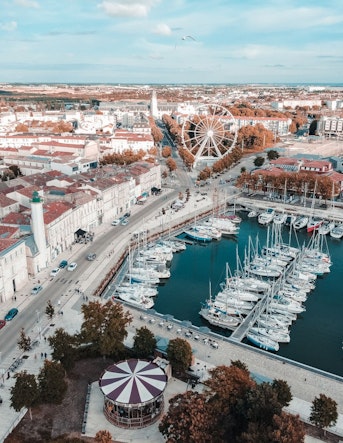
xmin=67 ymin=262 xmax=78 ymax=271
xmin=50 ymin=268 xmax=61 ymax=278
xmin=111 ymin=219 xmax=120 ymax=226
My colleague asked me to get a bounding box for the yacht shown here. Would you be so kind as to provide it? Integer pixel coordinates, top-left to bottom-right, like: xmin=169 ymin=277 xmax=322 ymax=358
xmin=293 ymin=216 xmax=309 ymax=230
xmin=258 ymin=208 xmax=275 ymax=225
xmin=246 ymin=331 xmax=279 ymax=352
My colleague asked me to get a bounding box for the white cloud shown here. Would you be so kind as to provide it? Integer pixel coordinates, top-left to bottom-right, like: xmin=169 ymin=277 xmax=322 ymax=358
xmin=243 ymin=6 xmax=343 ymax=31
xmin=0 ymin=21 xmax=18 ymax=31
xmin=152 ymin=23 xmax=172 ymax=36
xmin=14 ymin=0 xmax=39 ymax=8
xmin=98 ymin=0 xmax=160 ymax=18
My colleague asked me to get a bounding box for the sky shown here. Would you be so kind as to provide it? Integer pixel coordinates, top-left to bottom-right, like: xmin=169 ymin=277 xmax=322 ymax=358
xmin=1 ymin=0 xmax=343 ymax=85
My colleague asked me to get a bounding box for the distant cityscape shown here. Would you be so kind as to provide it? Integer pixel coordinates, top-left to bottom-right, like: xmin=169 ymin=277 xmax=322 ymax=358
xmin=0 ymin=83 xmax=342 ymax=303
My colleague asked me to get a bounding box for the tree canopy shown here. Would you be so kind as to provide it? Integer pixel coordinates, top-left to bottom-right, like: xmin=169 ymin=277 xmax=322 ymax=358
xmin=132 ymin=326 xmax=156 ymax=359
xmin=166 ymin=337 xmax=193 ymax=374
xmin=310 ymin=394 xmax=338 ymax=433
xmin=38 ymin=360 xmax=67 ymax=404
xmin=49 ymin=327 xmax=78 ymax=372
xmin=159 ymin=363 xmax=304 ymax=443
xmin=10 ymin=371 xmax=39 ymax=419
xmin=79 ymin=300 xmax=132 ymax=359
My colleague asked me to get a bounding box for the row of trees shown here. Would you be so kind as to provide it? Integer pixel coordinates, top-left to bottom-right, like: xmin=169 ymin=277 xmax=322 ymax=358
xmin=236 ymin=170 xmax=339 ymax=201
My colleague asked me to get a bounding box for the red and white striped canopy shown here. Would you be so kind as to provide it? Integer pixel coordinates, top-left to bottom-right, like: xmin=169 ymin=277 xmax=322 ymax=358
xmin=99 ymin=359 xmax=167 ymax=405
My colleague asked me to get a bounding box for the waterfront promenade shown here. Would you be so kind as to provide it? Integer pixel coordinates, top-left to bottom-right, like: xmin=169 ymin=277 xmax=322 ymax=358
xmin=0 ymin=186 xmax=343 ymax=442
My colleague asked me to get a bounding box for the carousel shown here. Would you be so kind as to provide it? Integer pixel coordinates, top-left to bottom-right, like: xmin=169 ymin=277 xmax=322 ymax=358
xmin=99 ymin=359 xmax=168 ymax=429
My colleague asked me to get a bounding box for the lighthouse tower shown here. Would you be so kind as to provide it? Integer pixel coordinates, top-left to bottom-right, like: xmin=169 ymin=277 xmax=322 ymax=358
xmin=30 ymin=191 xmax=48 ymax=271
xmin=150 ymin=90 xmax=158 ymax=118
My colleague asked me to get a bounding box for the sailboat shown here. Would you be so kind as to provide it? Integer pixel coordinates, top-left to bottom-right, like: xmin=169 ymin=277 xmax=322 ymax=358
xmin=199 ymin=281 xmax=241 ymax=330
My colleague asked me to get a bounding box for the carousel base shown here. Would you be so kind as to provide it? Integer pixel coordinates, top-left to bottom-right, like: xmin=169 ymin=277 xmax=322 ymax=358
xmin=103 ymin=403 xmax=164 ymax=429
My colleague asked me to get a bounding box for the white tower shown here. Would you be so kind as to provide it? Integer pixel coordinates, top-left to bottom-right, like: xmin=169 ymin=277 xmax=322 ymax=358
xmin=150 ymin=90 xmax=158 ymax=118
xmin=30 ymin=191 xmax=48 ymax=272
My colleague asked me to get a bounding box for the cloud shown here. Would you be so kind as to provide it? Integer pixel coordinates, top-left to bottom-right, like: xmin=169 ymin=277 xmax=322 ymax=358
xmin=0 ymin=21 xmax=18 ymax=31
xmin=14 ymin=0 xmax=39 ymax=8
xmin=45 ymin=31 xmax=97 ymax=36
xmin=98 ymin=0 xmax=160 ymax=18
xmin=152 ymin=23 xmax=172 ymax=36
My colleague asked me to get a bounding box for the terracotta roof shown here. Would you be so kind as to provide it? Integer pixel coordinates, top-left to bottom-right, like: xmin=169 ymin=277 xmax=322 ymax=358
xmin=0 ymin=238 xmax=22 ymax=253
xmin=0 ymin=225 xmax=19 ymax=238
xmin=43 ymin=201 xmax=73 ymax=224
xmin=0 ymin=193 xmax=17 ymax=208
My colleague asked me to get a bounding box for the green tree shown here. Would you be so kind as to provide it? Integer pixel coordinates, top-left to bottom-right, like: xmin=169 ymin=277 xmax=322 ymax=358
xmin=167 ymin=337 xmax=192 ymax=375
xmin=310 ymin=394 xmax=338 ymax=436
xmin=272 ymin=379 xmax=292 ymax=407
xmin=38 ymin=360 xmax=67 ymax=404
xmin=253 ymin=156 xmax=265 ymax=167
xmin=17 ymin=328 xmax=32 ymax=352
xmin=79 ymin=300 xmax=132 ymax=359
xmin=46 ymin=299 xmax=55 ymax=320
xmin=133 ymin=326 xmax=156 ymax=358
xmin=10 ymin=371 xmax=39 ymax=420
xmin=48 ymin=327 xmax=77 ymax=372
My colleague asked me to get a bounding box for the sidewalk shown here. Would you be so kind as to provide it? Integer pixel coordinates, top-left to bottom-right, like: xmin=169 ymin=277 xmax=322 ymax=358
xmin=1 ymin=187 xmax=343 ymax=442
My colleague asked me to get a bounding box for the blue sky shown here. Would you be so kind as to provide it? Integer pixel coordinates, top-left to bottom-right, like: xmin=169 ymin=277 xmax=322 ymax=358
xmin=1 ymin=0 xmax=343 ymax=84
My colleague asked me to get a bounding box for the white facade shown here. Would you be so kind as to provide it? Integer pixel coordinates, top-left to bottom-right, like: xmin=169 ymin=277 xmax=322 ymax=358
xmin=0 ymin=239 xmax=27 ymax=303
xmin=30 ymin=192 xmax=48 ymax=272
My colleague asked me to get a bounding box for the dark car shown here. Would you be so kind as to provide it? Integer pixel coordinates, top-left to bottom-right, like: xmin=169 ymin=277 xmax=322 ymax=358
xmin=59 ymin=260 xmax=68 ymax=268
xmin=87 ymin=253 xmax=96 ymax=261
xmin=0 ymin=319 xmax=6 ymax=329
xmin=123 ymin=212 xmax=131 ymax=218
xmin=5 ymin=308 xmax=18 ymax=321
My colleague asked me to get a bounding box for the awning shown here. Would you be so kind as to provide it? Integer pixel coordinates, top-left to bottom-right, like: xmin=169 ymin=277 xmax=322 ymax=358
xmin=75 ymin=228 xmax=86 ymax=238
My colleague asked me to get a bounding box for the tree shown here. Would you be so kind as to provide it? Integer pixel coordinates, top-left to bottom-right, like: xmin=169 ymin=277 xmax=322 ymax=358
xmin=162 ymin=145 xmax=172 ymax=158
xmin=271 ymin=412 xmax=305 ymax=443
xmin=79 ymin=300 xmax=132 ymax=359
xmin=94 ymin=429 xmax=113 ymax=443
xmin=48 ymin=327 xmax=77 ymax=372
xmin=167 ymin=337 xmax=192 ymax=375
xmin=253 ymin=156 xmax=265 ymax=167
xmin=310 ymin=394 xmax=338 ymax=436
xmin=17 ymin=328 xmax=32 ymax=352
xmin=10 ymin=371 xmax=39 ymax=420
xmin=46 ymin=299 xmax=55 ymax=320
xmin=38 ymin=360 xmax=67 ymax=404
xmin=159 ymin=391 xmax=212 ymax=443
xmin=267 ymin=149 xmax=280 ymax=161
xmin=133 ymin=326 xmax=156 ymax=358
xmin=272 ymin=379 xmax=292 ymax=407
xmin=166 ymin=157 xmax=177 ymax=172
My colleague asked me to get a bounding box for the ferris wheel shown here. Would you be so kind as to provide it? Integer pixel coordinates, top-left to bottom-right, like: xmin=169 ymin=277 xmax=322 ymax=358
xmin=181 ymin=103 xmax=237 ymax=167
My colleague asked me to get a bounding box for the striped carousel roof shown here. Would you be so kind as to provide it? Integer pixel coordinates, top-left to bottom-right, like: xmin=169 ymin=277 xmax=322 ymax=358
xmin=99 ymin=359 xmax=168 ymax=404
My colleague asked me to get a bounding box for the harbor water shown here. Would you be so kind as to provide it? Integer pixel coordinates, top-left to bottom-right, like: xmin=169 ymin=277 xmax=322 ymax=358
xmin=152 ymin=213 xmax=343 ymax=377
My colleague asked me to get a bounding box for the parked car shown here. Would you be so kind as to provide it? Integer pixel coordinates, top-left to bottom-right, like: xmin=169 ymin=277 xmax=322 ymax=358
xmin=31 ymin=285 xmax=43 ymax=295
xmin=123 ymin=212 xmax=131 ymax=218
xmin=5 ymin=308 xmax=18 ymax=321
xmin=0 ymin=319 xmax=6 ymax=329
xmin=59 ymin=260 xmax=68 ymax=268
xmin=87 ymin=253 xmax=96 ymax=261
xmin=67 ymin=262 xmax=77 ymax=271
xmin=111 ymin=219 xmax=120 ymax=226
xmin=50 ymin=267 xmax=61 ymax=278
xmin=120 ymin=218 xmax=129 ymax=226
